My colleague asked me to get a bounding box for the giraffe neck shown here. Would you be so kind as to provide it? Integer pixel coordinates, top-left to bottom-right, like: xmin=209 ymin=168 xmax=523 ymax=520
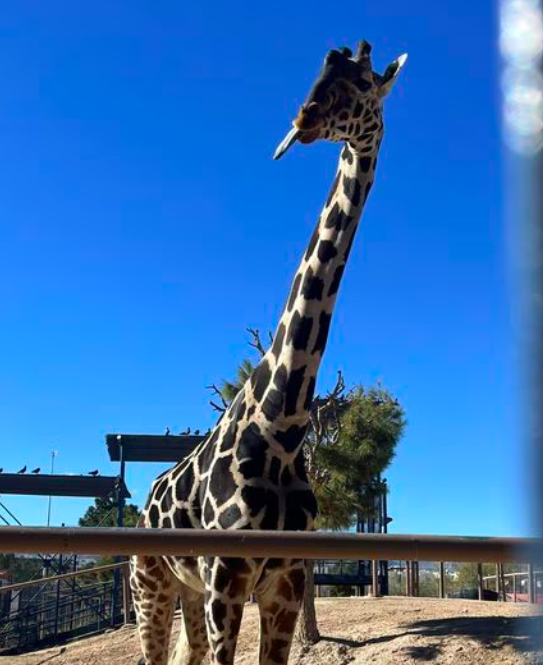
xmin=248 ymin=138 xmax=381 ymax=438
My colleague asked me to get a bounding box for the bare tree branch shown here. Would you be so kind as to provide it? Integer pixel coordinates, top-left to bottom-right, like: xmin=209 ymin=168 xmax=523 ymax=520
xmin=246 ymin=327 xmax=267 ymax=357
xmin=206 ymin=384 xmax=228 ymax=413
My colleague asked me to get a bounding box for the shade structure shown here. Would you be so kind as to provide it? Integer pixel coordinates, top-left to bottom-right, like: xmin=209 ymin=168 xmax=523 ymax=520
xmin=106 ymin=434 xmax=204 ymax=463
xmin=0 ymin=473 xmax=130 ymax=499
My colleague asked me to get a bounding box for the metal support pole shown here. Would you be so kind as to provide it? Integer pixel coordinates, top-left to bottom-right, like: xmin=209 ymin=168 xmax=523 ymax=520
xmin=528 ymin=563 xmax=535 ymax=603
xmin=381 ymin=482 xmax=389 ymax=595
xmin=372 ymin=559 xmax=379 ymax=597
xmin=54 ymin=553 xmax=63 ymax=637
xmin=39 ymin=557 xmax=51 ymax=641
xmin=439 ymin=562 xmax=445 ymax=598
xmin=70 ymin=555 xmax=77 ymax=632
xmin=406 ymin=561 xmax=411 ymax=596
xmin=496 ymin=564 xmax=502 ymax=601
xmin=122 ymin=564 xmax=132 ymax=624
xmin=112 ymin=442 xmax=126 ymax=627
xmin=477 ymin=563 xmax=484 ymax=600
xmin=499 ymin=563 xmax=507 ymax=602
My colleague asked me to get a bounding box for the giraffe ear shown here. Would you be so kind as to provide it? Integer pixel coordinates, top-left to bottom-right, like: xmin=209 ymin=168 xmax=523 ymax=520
xmin=376 ymin=53 xmax=407 ymax=99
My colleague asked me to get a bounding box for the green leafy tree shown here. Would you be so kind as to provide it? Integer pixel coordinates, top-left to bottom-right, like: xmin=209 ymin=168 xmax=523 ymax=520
xmin=0 ymin=554 xmax=43 ymax=584
xmin=78 ymin=496 xmax=141 ymax=528
xmin=448 ymin=563 xmax=515 ymax=595
xmin=78 ymin=497 xmax=141 ymax=575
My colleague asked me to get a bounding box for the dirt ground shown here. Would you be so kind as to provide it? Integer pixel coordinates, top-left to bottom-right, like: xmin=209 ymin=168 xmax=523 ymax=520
xmin=1 ymin=597 xmax=541 ymax=665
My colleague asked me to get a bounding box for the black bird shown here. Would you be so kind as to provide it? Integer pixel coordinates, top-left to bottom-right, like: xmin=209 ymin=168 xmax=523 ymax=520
xmin=88 ymin=470 xmax=99 ymax=477
xmin=181 ymin=427 xmax=191 ymax=435
xmin=31 ymin=467 xmax=40 ymax=474
xmin=0 ymin=468 xmax=3 ymax=473
xmin=165 ymin=427 xmax=171 ymax=436
xmin=17 ymin=466 xmax=27 ymax=474
xmin=194 ymin=429 xmax=200 ymax=435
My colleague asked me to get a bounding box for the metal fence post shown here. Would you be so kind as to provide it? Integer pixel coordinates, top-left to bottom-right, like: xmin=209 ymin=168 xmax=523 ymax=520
xmin=371 ymin=559 xmax=379 ymax=597
xmin=54 ymin=553 xmax=63 ymax=637
xmin=477 ymin=563 xmax=484 ymax=600
xmin=122 ymin=563 xmax=132 ymax=624
xmin=499 ymin=563 xmax=507 ymax=602
xmin=528 ymin=563 xmax=535 ymax=603
xmin=439 ymin=562 xmax=445 ymax=598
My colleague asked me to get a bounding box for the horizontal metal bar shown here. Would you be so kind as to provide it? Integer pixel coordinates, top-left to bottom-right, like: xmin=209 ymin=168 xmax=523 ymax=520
xmin=483 ymin=570 xmax=542 ymax=580
xmin=0 ymin=560 xmax=128 ymax=594
xmin=0 ymin=527 xmax=540 ymax=563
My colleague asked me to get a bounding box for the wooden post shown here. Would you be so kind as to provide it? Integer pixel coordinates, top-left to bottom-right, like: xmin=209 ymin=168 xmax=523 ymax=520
xmin=477 ymin=563 xmax=484 ymax=601
xmin=406 ymin=561 xmax=411 ymax=596
xmin=439 ymin=562 xmax=445 ymax=598
xmin=513 ymin=571 xmax=517 ymax=602
xmin=372 ymin=559 xmax=379 ymax=597
xmin=122 ymin=564 xmax=131 ymax=624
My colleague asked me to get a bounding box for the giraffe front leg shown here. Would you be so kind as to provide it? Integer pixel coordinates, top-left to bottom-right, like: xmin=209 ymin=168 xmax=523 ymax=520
xmin=130 ymin=555 xmax=179 ymax=665
xmin=168 ymin=585 xmax=208 ymax=665
xmin=257 ymin=562 xmax=306 ymax=665
xmin=203 ymin=557 xmax=255 ymax=665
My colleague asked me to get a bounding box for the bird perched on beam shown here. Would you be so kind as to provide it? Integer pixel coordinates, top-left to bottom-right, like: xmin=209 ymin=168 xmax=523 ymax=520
xmin=165 ymin=427 xmax=171 ymax=436
xmin=180 ymin=427 xmax=191 ymax=435
xmin=194 ymin=429 xmax=200 ymax=435
xmin=88 ymin=470 xmax=99 ymax=476
xmin=31 ymin=467 xmax=40 ymax=474
xmin=0 ymin=468 xmax=3 ymax=473
xmin=17 ymin=466 xmax=27 ymax=474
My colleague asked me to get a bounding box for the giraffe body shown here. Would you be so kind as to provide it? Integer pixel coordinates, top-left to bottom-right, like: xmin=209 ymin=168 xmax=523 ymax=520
xmin=131 ymin=40 xmax=406 ymax=665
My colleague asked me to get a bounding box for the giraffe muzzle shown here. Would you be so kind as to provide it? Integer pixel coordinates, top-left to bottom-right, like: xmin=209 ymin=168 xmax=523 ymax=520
xmin=273 ymin=103 xmax=323 ymax=160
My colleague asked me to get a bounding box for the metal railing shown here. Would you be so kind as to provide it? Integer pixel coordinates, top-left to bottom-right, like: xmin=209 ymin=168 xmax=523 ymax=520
xmin=0 ymin=527 xmax=539 ymax=562
xmin=0 ymin=527 xmax=540 ymax=651
xmin=0 ymin=560 xmax=130 ymax=653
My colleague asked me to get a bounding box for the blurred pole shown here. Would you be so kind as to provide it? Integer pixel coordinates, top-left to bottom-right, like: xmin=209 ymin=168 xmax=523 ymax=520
xmin=499 ymin=0 xmax=542 ymax=633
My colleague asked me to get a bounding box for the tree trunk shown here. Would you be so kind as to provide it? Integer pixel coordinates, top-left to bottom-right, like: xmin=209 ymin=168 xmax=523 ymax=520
xmin=295 ymin=561 xmax=320 ymax=644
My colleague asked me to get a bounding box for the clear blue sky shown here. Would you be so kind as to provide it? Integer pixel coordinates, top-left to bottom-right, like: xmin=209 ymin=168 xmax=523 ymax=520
xmin=0 ymin=2 xmax=532 ymax=537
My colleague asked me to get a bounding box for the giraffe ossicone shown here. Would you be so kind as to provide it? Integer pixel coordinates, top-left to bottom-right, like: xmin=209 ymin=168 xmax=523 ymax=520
xmin=131 ymin=39 xmax=406 ymax=665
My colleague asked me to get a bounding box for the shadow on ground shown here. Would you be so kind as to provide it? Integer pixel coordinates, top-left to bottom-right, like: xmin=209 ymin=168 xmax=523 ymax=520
xmin=321 ymin=615 xmax=542 ymax=660
xmin=408 ymin=615 xmax=542 ymax=654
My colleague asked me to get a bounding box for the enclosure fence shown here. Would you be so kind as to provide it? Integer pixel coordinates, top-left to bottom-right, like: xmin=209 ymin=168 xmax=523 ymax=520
xmin=0 ymin=527 xmax=540 ymax=652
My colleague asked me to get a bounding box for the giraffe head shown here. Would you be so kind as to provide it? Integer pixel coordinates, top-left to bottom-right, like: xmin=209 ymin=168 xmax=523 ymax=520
xmin=274 ymin=41 xmax=407 ymax=159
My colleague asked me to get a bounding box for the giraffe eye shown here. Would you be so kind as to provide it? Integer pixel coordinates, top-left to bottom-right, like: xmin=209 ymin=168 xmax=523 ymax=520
xmin=354 ymin=78 xmax=372 ymax=93
xmin=321 ymin=91 xmax=334 ymax=111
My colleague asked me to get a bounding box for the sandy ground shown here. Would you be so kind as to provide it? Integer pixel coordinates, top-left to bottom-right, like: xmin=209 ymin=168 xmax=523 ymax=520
xmin=1 ymin=597 xmax=541 ymax=665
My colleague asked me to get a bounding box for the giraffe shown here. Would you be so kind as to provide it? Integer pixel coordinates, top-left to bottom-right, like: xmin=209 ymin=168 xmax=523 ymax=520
xmin=131 ymin=40 xmax=406 ymax=665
